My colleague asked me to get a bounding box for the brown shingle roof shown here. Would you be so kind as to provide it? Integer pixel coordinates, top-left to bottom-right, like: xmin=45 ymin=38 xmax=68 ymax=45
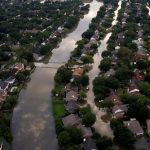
xmin=65 ymin=90 xmax=78 ymax=102
xmin=112 ymin=105 xmax=128 ymax=119
xmin=62 ymin=114 xmax=81 ymax=127
xmin=72 ymin=67 xmax=84 ymax=77
xmin=128 ymin=84 xmax=140 ymax=95
xmin=106 ymin=91 xmax=122 ymax=105
xmin=126 ymin=119 xmax=144 ymax=137
xmin=77 ymin=124 xmax=93 ymax=138
xmin=65 ymin=100 xmax=78 ymax=113
xmin=65 ymin=83 xmax=78 ymax=92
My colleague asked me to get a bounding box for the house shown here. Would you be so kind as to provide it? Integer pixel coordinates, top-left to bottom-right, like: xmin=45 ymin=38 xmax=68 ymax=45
xmin=65 ymin=83 xmax=78 ymax=92
xmin=104 ymin=68 xmax=115 ymax=78
xmin=128 ymin=84 xmax=140 ymax=95
xmin=23 ymin=29 xmax=39 ymax=34
xmin=95 ymin=30 xmax=99 ymax=35
xmin=132 ymin=38 xmax=144 ymax=46
xmin=33 ymin=53 xmax=44 ymax=62
xmin=77 ymin=124 xmax=93 ymax=138
xmin=137 ymin=38 xmax=144 ymax=46
xmin=65 ymin=90 xmax=78 ymax=102
xmin=72 ymin=67 xmax=84 ymax=77
xmin=146 ymin=120 xmax=150 ymax=136
xmin=133 ymin=52 xmax=148 ymax=61
xmin=11 ymin=43 xmax=20 ymax=49
xmin=107 ymin=4 xmax=113 ymax=10
xmin=115 ymin=46 xmax=120 ymax=50
xmin=137 ymin=48 xmax=148 ymax=57
xmin=62 ymin=114 xmax=81 ymax=127
xmin=124 ymin=12 xmax=128 ymax=17
xmin=25 ymin=66 xmax=32 ymax=71
xmin=89 ymin=38 xmax=97 ymax=45
xmin=134 ymin=69 xmax=144 ymax=81
xmin=105 ymin=91 xmax=122 ymax=105
xmin=125 ymin=119 xmax=144 ymax=137
xmin=122 ymin=18 xmax=126 ymax=24
xmin=112 ymin=104 xmax=128 ymax=119
xmin=57 ymin=26 xmax=64 ymax=34
xmin=12 ymin=63 xmax=24 ymax=71
xmin=5 ymin=76 xmax=16 ymax=85
xmin=83 ymin=138 xmax=97 ymax=150
xmin=71 ymin=65 xmax=80 ymax=69
xmin=111 ymin=55 xmax=119 ymax=66
xmin=83 ymin=43 xmax=92 ymax=51
xmin=117 ymin=32 xmax=125 ymax=40
xmin=137 ymin=29 xmax=143 ymax=38
xmin=0 ymin=90 xmax=7 ymax=109
xmin=65 ymin=100 xmax=78 ymax=113
xmin=11 ymin=63 xmax=24 ymax=75
xmin=116 ymin=32 xmax=125 ymax=45
xmin=0 ymin=82 xmax=9 ymax=91
xmin=91 ymin=32 xmax=99 ymax=41
xmin=76 ymin=59 xmax=83 ymax=64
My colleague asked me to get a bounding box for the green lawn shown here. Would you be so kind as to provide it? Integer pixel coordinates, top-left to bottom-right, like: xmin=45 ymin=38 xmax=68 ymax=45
xmin=53 ymin=99 xmax=67 ymax=118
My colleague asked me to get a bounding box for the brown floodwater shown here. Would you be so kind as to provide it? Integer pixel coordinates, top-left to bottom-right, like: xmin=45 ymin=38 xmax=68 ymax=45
xmin=86 ymin=0 xmax=122 ymax=138
xmin=11 ymin=1 xmax=103 ymax=150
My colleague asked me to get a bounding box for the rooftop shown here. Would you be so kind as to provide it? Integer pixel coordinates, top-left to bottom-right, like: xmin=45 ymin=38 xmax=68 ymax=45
xmin=65 ymin=100 xmax=78 ymax=113
xmin=62 ymin=114 xmax=81 ymax=127
xmin=112 ymin=104 xmax=128 ymax=119
xmin=72 ymin=67 xmax=84 ymax=77
xmin=125 ymin=119 xmax=144 ymax=137
xmin=77 ymin=124 xmax=93 ymax=138
xmin=106 ymin=91 xmax=122 ymax=105
xmin=65 ymin=90 xmax=78 ymax=102
xmin=83 ymin=138 xmax=97 ymax=150
xmin=0 ymin=82 xmax=9 ymax=91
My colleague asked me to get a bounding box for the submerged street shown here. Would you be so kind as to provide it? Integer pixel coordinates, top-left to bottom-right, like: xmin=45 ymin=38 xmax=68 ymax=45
xmin=86 ymin=0 xmax=122 ymax=137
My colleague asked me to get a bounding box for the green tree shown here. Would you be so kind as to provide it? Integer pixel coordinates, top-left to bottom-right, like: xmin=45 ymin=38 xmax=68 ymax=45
xmin=66 ymin=127 xmax=82 ymax=144
xmin=40 ymin=44 xmax=52 ymax=55
xmin=136 ymin=60 xmax=148 ymax=70
xmin=82 ymin=29 xmax=94 ymax=39
xmin=79 ymin=90 xmax=86 ymax=101
xmin=102 ymin=50 xmax=111 ymax=58
xmin=127 ymin=102 xmax=149 ymax=122
xmin=139 ymin=81 xmax=150 ymax=97
xmin=110 ymin=119 xmax=136 ymax=146
xmin=55 ymin=66 xmax=72 ymax=84
xmin=99 ymin=58 xmax=111 ymax=72
xmin=58 ymin=131 xmax=71 ymax=146
xmin=96 ymin=136 xmax=113 ymax=150
xmin=82 ymin=112 xmax=96 ymax=126
xmin=100 ymin=100 xmax=114 ymax=110
xmin=145 ymin=72 xmax=150 ymax=83
xmin=52 ymin=85 xmax=65 ymax=97
xmin=80 ymin=74 xmax=89 ymax=86
xmin=81 ymin=55 xmax=93 ymax=64
xmin=16 ymin=72 xmax=26 ymax=82
xmin=115 ymin=68 xmax=133 ymax=83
